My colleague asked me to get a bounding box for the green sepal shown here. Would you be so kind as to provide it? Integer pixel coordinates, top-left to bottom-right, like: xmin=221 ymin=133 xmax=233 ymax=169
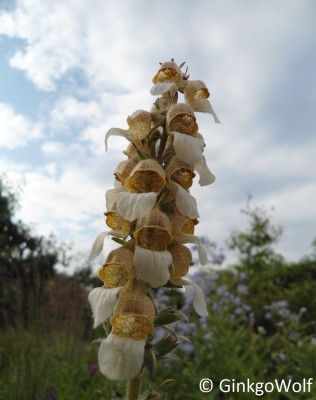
xmin=111 ymin=237 xmax=126 ymax=245
xmin=143 ymin=345 xmax=157 ymax=378
xmin=154 ymin=334 xmax=180 ymax=360
xmin=154 ymin=306 xmax=187 ymax=326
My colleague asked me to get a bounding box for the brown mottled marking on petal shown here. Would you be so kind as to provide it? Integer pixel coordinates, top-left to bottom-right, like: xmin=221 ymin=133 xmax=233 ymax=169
xmin=182 ymin=218 xmax=198 ymax=235
xmin=152 ymin=61 xmax=183 ymax=86
xmin=112 ymin=315 xmax=153 ymax=339
xmin=135 ymin=226 xmax=173 ymax=251
xmin=125 ymin=159 xmax=166 ymax=193
xmin=126 ymin=110 xmax=152 ymax=141
xmin=169 ymin=208 xmax=199 ymax=235
xmin=134 ymin=207 xmax=173 ymax=250
xmin=98 ymin=263 xmax=128 ymax=288
xmin=105 ymin=211 xmax=131 ymax=234
xmin=126 ymin=170 xmax=165 ymax=193
xmin=168 ymin=242 xmax=193 ymax=284
xmin=194 ymin=88 xmax=210 ymax=100
xmin=171 ymin=168 xmax=195 ymax=189
xmin=169 ymin=113 xmax=198 ymax=136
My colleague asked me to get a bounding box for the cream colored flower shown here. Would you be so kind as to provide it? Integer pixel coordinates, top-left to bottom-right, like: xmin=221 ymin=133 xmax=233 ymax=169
xmin=105 ymin=110 xmax=152 ymax=150
xmin=110 ymin=159 xmax=166 ymax=222
xmin=114 ymin=157 xmax=139 ymax=185
xmin=171 ymin=132 xmax=215 ymax=186
xmin=125 ymin=159 xmax=165 ymax=193
xmin=150 ymin=61 xmax=183 ymax=96
xmin=98 ymin=282 xmax=155 ymax=380
xmin=98 ymin=243 xmax=135 ymax=291
xmin=183 ymin=80 xmax=220 ymax=123
xmin=134 ymin=207 xmax=173 ymax=287
xmin=88 ymin=243 xmax=136 ymax=327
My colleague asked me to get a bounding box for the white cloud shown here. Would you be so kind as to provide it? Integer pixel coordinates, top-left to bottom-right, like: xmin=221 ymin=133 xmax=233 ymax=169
xmin=1 ymin=0 xmax=315 ymax=264
xmin=0 ymin=103 xmax=42 ymax=148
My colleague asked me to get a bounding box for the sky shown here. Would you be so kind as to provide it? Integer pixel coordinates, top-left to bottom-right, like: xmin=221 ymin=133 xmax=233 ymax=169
xmin=0 ymin=0 xmax=316 ymax=270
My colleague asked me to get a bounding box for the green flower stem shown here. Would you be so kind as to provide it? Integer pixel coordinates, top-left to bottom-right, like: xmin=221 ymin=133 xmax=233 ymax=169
xmin=127 ymin=375 xmax=142 ymax=400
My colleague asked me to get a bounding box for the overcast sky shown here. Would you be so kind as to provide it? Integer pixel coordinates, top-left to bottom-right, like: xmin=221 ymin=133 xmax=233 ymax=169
xmin=0 ymin=0 xmax=315 ymax=269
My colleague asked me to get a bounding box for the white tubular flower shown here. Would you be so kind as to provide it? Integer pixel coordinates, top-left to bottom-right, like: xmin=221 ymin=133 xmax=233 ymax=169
xmin=134 ymin=207 xmax=173 ymax=287
xmin=150 ymin=61 xmax=183 ymax=95
xmin=88 ymin=243 xmax=136 ymax=328
xmin=114 ymin=157 xmax=139 ymax=185
xmin=171 ymin=132 xmax=215 ymax=186
xmin=125 ymin=159 xmax=166 ymax=193
xmin=98 ymin=282 xmax=155 ymax=380
xmin=112 ymin=159 xmax=166 ymax=222
xmin=105 ymin=110 xmax=152 ymax=150
xmin=183 ymin=79 xmax=220 ymax=123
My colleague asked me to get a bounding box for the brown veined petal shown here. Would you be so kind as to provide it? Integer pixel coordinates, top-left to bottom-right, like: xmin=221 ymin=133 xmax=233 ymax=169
xmin=165 ymin=156 xmax=195 ymax=189
xmin=113 ymin=287 xmax=155 ymax=322
xmin=168 ymin=242 xmax=193 ymax=285
xmin=166 ymin=103 xmax=198 ymax=136
xmin=152 ymin=61 xmax=183 ymax=87
xmin=134 ymin=207 xmax=173 ymax=251
xmin=168 ymin=207 xmax=199 ymax=236
xmin=98 ymin=243 xmax=135 ymax=290
xmin=104 ymin=202 xmax=131 ymax=237
xmin=127 ymin=110 xmax=152 ymax=141
xmin=125 ymin=159 xmax=166 ymax=194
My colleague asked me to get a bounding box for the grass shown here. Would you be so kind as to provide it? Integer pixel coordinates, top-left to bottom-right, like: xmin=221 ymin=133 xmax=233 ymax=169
xmin=0 ymin=326 xmax=125 ymax=400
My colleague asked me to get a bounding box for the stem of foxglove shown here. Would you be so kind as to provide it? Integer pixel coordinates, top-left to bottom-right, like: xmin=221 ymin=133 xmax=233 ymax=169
xmin=127 ymin=375 xmax=142 ymax=400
